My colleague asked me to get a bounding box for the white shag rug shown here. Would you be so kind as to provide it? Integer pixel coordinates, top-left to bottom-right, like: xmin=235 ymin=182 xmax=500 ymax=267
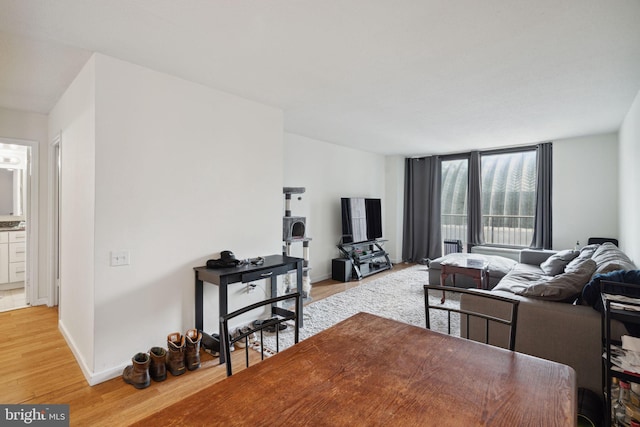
xmin=256 ymin=265 xmax=460 ymax=354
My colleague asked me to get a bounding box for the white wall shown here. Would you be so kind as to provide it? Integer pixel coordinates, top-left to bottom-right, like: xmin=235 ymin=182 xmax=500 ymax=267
xmin=619 ymin=89 xmax=640 ymax=262
xmin=48 ymin=55 xmax=97 ymax=376
xmin=283 ymin=133 xmax=386 ymax=281
xmin=552 ymin=133 xmax=619 ymax=250
xmin=49 ymin=53 xmax=284 ymax=384
xmin=384 ymin=156 xmax=405 ymax=263
xmin=0 ymin=108 xmax=49 ymax=303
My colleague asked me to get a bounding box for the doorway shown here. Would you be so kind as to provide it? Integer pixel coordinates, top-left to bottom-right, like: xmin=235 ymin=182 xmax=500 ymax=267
xmin=0 ymin=138 xmax=39 ymax=312
xmin=50 ymin=136 xmax=61 ymax=309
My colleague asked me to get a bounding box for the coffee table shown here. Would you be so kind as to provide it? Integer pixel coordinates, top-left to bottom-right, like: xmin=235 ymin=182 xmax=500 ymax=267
xmin=440 ymin=257 xmax=490 ymax=302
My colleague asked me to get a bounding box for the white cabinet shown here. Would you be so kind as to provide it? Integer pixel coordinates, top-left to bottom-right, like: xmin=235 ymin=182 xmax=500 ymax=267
xmin=9 ymin=230 xmax=26 ymax=244
xmin=0 ymin=233 xmax=8 ymax=283
xmin=0 ymin=230 xmax=25 ymax=284
xmin=9 ymin=262 xmax=25 ymax=282
xmin=9 ymin=240 xmax=25 ymax=262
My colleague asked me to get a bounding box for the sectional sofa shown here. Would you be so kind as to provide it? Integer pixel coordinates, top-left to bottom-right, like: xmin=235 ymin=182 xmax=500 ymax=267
xmin=428 ymin=243 xmax=636 ymax=394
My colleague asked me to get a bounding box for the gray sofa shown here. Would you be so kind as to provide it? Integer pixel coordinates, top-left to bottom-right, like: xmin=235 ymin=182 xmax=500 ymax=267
xmin=429 ymin=243 xmax=636 ymax=394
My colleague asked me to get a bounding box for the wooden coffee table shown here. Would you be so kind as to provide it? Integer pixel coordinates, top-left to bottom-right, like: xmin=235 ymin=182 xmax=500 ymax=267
xmin=440 ymin=258 xmax=490 ymax=302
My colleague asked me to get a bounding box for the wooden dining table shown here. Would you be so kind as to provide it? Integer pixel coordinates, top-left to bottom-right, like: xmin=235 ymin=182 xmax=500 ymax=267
xmin=134 ymin=312 xmax=576 ymax=426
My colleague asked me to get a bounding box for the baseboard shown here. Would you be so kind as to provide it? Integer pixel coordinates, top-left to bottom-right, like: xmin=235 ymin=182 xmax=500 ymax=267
xmin=32 ymin=297 xmax=49 ymax=307
xmin=58 ymin=319 xmax=125 ymax=386
xmin=90 ymin=363 xmax=128 ymax=386
xmin=312 ymin=272 xmax=332 ymax=282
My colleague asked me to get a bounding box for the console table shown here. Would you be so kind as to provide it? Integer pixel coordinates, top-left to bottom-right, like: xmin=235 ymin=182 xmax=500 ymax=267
xmin=194 ymin=254 xmax=303 ymax=363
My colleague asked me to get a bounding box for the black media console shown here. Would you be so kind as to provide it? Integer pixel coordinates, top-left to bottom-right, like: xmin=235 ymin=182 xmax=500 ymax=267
xmin=334 ymin=239 xmax=392 ymax=281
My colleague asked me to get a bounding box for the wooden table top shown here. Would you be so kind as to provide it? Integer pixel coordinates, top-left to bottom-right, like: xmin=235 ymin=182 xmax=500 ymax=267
xmin=134 ymin=312 xmax=576 ymax=427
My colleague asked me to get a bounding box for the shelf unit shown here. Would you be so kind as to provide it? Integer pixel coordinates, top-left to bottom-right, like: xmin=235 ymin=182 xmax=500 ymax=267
xmin=337 ymin=239 xmax=391 ymax=280
xmin=601 ymin=281 xmax=640 ymax=427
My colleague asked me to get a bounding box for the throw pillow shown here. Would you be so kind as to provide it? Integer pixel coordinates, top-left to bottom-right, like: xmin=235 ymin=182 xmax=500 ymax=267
xmin=566 ymin=244 xmax=599 ymax=271
xmin=591 ymin=242 xmax=637 ymax=274
xmin=517 ymin=259 xmax=597 ymax=302
xmin=540 ymin=249 xmax=580 ymax=276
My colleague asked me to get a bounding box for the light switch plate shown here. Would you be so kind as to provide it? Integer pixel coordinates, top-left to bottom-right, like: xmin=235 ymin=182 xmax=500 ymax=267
xmin=110 ymin=250 xmax=130 ymax=266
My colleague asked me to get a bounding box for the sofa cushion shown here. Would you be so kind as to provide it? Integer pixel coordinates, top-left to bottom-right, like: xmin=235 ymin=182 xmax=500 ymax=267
xmin=492 ymin=263 xmax=548 ymax=294
xmin=591 ymin=242 xmax=636 ymax=274
xmin=577 ymin=244 xmax=600 ymax=261
xmin=540 ymin=249 xmax=579 ymax=276
xmin=515 ymin=259 xmax=597 ymax=302
xmin=565 ymin=245 xmax=599 ymax=272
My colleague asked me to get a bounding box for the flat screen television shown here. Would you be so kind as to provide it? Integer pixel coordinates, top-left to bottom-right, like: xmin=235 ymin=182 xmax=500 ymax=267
xmin=340 ymin=198 xmax=382 ymax=243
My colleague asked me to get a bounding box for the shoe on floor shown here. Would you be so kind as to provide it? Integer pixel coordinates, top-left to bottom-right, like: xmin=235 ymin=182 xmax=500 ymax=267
xmin=232 ymin=326 xmax=257 ymax=348
xmin=166 ymin=332 xmax=186 ymax=376
xmin=201 ymin=331 xmax=220 ymax=357
xmin=253 ymin=318 xmax=287 ymax=333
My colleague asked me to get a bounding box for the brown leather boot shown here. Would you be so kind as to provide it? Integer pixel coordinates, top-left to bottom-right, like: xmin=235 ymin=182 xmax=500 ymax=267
xmin=185 ymin=329 xmax=202 ymax=371
xmin=149 ymin=347 xmax=167 ymax=382
xmin=122 ymin=352 xmax=151 ymax=389
xmin=167 ymin=332 xmax=186 ymax=376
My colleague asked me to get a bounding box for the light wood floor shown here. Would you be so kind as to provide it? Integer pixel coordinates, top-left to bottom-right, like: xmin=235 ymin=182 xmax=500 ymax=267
xmin=0 ymin=263 xmax=413 ymax=426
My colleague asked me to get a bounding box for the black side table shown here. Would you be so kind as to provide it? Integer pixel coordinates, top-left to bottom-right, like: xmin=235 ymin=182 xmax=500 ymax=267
xmin=194 ymin=254 xmax=303 ymax=363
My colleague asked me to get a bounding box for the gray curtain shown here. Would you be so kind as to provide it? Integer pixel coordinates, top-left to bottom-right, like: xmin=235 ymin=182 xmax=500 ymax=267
xmin=531 ymin=142 xmax=552 ymax=249
xmin=402 ymin=156 xmax=442 ymax=262
xmin=467 ymin=151 xmax=484 ymax=249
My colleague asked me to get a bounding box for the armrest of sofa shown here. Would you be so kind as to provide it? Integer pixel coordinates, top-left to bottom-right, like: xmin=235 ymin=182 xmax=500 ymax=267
xmin=460 ymin=290 xmax=626 ymax=394
xmin=519 ymin=248 xmax=556 ymax=265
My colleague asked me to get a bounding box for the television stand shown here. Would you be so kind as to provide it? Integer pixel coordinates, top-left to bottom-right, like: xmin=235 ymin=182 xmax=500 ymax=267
xmin=337 ymin=239 xmax=392 ymax=280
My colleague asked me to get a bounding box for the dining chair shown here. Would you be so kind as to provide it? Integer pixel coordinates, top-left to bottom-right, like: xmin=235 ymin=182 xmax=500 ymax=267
xmin=424 ymin=285 xmax=519 ymax=351
xmin=221 ymin=292 xmax=301 ymax=376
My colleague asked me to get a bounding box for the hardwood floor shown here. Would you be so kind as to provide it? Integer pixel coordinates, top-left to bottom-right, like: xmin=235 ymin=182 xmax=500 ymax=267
xmin=0 ymin=263 xmax=413 ymax=426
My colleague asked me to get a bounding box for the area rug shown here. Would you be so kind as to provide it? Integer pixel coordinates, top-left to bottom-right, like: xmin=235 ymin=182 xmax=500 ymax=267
xmin=255 ymin=264 xmax=460 ymax=354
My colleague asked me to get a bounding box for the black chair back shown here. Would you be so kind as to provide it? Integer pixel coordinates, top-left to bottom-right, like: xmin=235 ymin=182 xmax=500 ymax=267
xmin=424 ymin=285 xmax=519 ymax=351
xmin=221 ymin=292 xmax=300 ymax=376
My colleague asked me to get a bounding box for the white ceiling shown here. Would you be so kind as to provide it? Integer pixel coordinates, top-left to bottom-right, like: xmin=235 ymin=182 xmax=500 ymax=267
xmin=1 ymin=0 xmax=639 ymax=156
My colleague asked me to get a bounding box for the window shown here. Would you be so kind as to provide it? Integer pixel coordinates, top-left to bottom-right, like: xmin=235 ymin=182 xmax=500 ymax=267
xmin=481 ymin=151 xmax=537 ymax=246
xmin=440 ymin=149 xmax=538 ymax=249
xmin=441 ymin=158 xmax=468 ymax=250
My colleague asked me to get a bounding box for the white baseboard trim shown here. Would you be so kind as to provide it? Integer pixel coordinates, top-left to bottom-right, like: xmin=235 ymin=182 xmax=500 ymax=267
xmin=312 ymin=273 xmax=331 ymax=283
xmin=32 ymin=297 xmax=49 ymax=307
xmin=90 ymin=363 xmax=128 ymax=386
xmin=58 ymin=319 xmax=125 ymax=386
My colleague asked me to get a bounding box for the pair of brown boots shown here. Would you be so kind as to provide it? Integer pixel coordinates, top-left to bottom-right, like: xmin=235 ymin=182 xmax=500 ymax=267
xmin=166 ymin=329 xmax=203 ymax=376
xmin=122 ymin=329 xmax=202 ymax=389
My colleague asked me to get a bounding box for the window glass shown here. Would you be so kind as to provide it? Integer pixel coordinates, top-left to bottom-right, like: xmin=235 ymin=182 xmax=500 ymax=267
xmin=481 ymin=151 xmax=537 ymax=246
xmin=441 ymin=159 xmax=468 ymax=251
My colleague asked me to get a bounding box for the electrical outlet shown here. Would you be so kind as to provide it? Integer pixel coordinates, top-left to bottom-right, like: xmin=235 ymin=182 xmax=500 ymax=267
xmin=110 ymin=250 xmax=130 ymax=267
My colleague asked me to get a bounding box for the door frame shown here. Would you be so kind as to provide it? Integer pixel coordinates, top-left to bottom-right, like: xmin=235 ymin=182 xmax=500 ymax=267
xmin=48 ymin=134 xmax=61 ymax=307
